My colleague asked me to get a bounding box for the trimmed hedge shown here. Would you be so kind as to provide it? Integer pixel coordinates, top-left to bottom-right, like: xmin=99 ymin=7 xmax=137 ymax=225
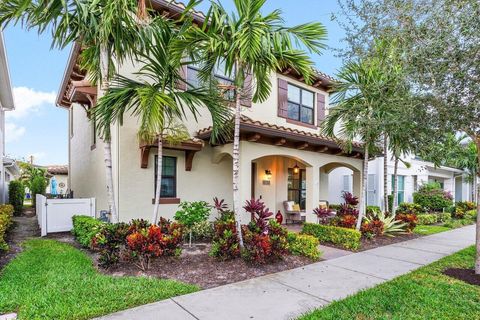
xmin=417 ymin=214 xmax=438 ymax=225
xmin=0 ymin=204 xmax=14 ymax=250
xmin=287 ymin=232 xmax=322 ymax=260
xmin=72 ymin=215 xmax=104 ymax=248
xmin=8 ymin=180 xmax=25 ymax=216
xmin=302 ymin=223 xmax=361 ymax=251
xmin=437 ymin=212 xmax=452 ymax=223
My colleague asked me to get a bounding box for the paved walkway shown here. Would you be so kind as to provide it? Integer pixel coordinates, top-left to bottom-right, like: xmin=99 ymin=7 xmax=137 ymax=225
xmin=96 ymin=225 xmax=476 ymax=320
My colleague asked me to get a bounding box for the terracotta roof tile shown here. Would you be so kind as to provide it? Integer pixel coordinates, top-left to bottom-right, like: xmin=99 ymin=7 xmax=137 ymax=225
xmin=46 ymin=165 xmax=68 ymax=175
xmin=197 ymin=116 xmax=363 ymax=149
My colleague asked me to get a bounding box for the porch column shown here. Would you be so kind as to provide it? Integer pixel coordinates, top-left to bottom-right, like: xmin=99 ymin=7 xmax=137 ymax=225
xmin=319 ymin=167 xmax=329 ymax=201
xmin=352 ymin=171 xmax=362 ymax=199
xmin=305 ymin=166 xmax=320 ymax=223
xmin=238 ymin=143 xmax=252 ymax=224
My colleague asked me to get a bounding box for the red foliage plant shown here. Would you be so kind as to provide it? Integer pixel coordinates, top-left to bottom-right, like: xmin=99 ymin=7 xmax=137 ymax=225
xmin=313 ymin=207 xmax=334 ymax=224
xmin=243 ymin=198 xmax=273 ymax=233
xmin=361 ymin=219 xmax=385 ymax=238
xmin=336 ymin=214 xmax=357 ymax=229
xmin=395 ymin=213 xmax=417 ymax=232
xmin=343 ymin=192 xmax=359 ymax=206
xmin=126 ymin=221 xmax=183 ymax=271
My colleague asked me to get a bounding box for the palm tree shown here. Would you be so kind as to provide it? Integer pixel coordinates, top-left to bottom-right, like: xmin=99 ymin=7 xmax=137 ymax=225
xmin=93 ymin=18 xmax=231 ymax=223
xmin=173 ymin=0 xmax=327 ymax=246
xmin=322 ymin=40 xmax=405 ymax=229
xmin=0 ymin=0 xmax=165 ymax=222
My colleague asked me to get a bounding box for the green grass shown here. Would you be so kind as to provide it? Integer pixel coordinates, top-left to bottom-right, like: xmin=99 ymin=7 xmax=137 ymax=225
xmin=413 ymin=224 xmax=452 ymax=235
xmin=299 ymin=246 xmax=480 ymax=320
xmin=0 ymin=239 xmax=198 ymax=319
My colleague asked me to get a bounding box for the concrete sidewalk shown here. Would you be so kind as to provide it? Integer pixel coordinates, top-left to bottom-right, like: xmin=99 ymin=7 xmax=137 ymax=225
xmin=96 ymin=225 xmax=476 ymax=320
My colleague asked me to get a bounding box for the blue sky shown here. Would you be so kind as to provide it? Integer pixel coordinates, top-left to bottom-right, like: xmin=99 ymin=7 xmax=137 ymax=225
xmin=3 ymin=0 xmax=346 ymax=166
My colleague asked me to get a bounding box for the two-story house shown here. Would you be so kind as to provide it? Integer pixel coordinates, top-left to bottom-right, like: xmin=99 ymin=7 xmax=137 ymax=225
xmin=55 ymin=0 xmax=365 ymax=223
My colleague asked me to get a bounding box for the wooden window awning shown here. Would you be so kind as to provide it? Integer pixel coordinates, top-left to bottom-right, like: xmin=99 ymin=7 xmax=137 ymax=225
xmin=139 ymin=139 xmax=204 ymax=171
xmin=197 ymin=116 xmax=365 ymax=158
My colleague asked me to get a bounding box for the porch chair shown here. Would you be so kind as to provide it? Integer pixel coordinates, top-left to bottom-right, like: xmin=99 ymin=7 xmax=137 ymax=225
xmin=283 ymin=201 xmax=302 ymax=225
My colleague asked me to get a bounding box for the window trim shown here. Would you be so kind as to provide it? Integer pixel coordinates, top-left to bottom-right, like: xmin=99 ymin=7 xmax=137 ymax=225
xmin=286 ymin=83 xmax=315 ymax=125
xmin=154 ymin=156 xmax=177 ymax=199
xmin=186 ymin=64 xmax=236 ymax=101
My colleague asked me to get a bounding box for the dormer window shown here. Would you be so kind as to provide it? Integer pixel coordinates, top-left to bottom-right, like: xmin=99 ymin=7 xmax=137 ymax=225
xmin=287 ymin=84 xmax=314 ymax=125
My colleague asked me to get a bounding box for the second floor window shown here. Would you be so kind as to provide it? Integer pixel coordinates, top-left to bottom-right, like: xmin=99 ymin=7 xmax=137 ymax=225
xmin=187 ymin=60 xmax=235 ymax=100
xmin=287 ymin=84 xmax=314 ymax=124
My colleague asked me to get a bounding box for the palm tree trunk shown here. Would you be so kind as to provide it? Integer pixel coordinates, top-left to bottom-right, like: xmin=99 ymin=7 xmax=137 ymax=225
xmin=233 ymin=73 xmax=244 ymax=248
xmin=474 ymin=138 xmax=480 ymax=274
xmin=356 ymin=146 xmax=369 ymax=230
xmin=383 ymin=135 xmax=388 ymax=212
xmin=152 ymin=135 xmax=163 ymax=224
xmin=392 ymin=156 xmax=399 ymax=215
xmin=99 ymin=44 xmax=118 ymax=223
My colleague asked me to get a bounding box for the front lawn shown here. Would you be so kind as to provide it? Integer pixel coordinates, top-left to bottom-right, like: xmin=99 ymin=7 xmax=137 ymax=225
xmin=0 ymin=239 xmax=198 ymax=319
xmin=299 ymin=246 xmax=480 ymax=320
xmin=413 ymin=224 xmax=452 ymax=235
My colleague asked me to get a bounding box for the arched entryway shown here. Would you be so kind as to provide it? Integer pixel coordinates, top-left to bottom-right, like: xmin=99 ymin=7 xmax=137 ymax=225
xmin=319 ymin=162 xmax=362 ymax=207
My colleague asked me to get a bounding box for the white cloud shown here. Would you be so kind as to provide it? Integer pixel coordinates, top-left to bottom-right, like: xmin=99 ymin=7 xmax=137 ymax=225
xmin=7 ymin=87 xmax=56 ymax=119
xmin=5 ymin=122 xmax=26 ymax=143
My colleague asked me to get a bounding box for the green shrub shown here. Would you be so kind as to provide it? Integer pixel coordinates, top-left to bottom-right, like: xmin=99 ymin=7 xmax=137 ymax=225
xmin=8 ymin=180 xmax=25 ymax=216
xmin=302 ymin=223 xmax=361 ymax=251
xmin=396 ymin=202 xmax=423 ymax=215
xmin=210 ymin=217 xmax=240 ymax=260
xmin=413 ymin=182 xmax=453 ymax=212
xmin=91 ymin=222 xmax=130 ymax=268
xmin=444 ymin=218 xmax=472 ymax=228
xmin=453 ymin=201 xmax=476 ymax=218
xmin=366 ymin=206 xmax=381 ymax=215
xmin=0 ymin=204 xmax=14 ymax=250
xmin=287 ymin=232 xmax=321 ymax=260
xmin=187 ymin=220 xmax=213 ymax=241
xmin=417 ymin=214 xmax=438 ymax=225
xmin=72 ymin=215 xmax=105 ymax=248
xmin=30 ymin=175 xmax=47 ymax=203
xmin=328 ymin=204 xmax=342 ymax=211
xmin=437 ymin=212 xmax=452 ymax=223
xmin=464 ymin=209 xmax=477 ymax=221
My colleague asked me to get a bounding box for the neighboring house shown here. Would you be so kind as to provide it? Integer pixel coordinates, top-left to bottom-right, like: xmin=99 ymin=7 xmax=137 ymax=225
xmin=0 ymin=31 xmax=15 ymax=204
xmin=45 ymin=165 xmax=69 ymax=195
xmin=330 ymin=152 xmax=473 ymax=210
xmin=55 ymin=1 xmax=366 ymax=223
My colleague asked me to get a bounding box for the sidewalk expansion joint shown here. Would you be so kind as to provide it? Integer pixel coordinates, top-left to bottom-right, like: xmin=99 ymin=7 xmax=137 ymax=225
xmin=170 ymin=298 xmax=200 ymax=320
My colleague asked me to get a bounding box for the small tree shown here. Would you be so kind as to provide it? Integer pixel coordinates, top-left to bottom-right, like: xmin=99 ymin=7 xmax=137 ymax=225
xmin=174 ymin=201 xmax=211 ymax=246
xmin=8 ymin=180 xmax=25 ymax=216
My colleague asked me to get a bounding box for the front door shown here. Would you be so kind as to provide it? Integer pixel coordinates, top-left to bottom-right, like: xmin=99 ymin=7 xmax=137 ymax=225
xmin=288 ymin=168 xmax=306 ymax=210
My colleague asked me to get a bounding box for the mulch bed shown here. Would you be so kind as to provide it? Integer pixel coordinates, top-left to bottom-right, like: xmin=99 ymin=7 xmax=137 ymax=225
xmin=359 ymin=232 xmax=421 ymax=251
xmin=443 ymin=268 xmax=480 ymax=286
xmin=103 ymin=243 xmax=313 ymax=289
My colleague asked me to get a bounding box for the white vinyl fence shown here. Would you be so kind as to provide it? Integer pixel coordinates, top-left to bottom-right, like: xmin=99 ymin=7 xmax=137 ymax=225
xmin=36 ymin=194 xmax=95 ymax=236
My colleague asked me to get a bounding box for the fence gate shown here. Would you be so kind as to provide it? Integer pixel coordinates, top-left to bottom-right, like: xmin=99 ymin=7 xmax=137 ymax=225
xmin=36 ymin=195 xmax=95 ymax=236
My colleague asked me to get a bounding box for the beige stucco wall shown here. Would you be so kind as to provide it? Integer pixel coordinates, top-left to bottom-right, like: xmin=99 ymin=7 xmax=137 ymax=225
xmin=116 ymin=113 xmax=233 ymax=222
xmin=69 ymin=103 xmax=108 ymax=214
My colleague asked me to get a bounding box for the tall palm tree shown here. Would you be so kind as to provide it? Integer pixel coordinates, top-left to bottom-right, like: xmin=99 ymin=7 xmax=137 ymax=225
xmin=0 ymin=0 xmax=167 ymax=222
xmin=322 ymin=40 xmax=405 ymax=229
xmin=173 ymin=0 xmax=326 ymax=246
xmin=93 ymin=18 xmax=231 ymax=223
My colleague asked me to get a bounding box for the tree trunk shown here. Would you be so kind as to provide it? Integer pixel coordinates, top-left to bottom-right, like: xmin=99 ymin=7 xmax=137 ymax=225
xmin=356 ymin=146 xmax=369 ymax=230
xmin=99 ymin=44 xmax=118 ymax=223
xmin=232 ymin=73 xmax=244 ymax=248
xmin=383 ymin=135 xmax=388 ymax=212
xmin=475 ymin=138 xmax=480 ymax=275
xmin=152 ymin=136 xmax=163 ymax=224
xmin=392 ymin=156 xmax=399 ymax=215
